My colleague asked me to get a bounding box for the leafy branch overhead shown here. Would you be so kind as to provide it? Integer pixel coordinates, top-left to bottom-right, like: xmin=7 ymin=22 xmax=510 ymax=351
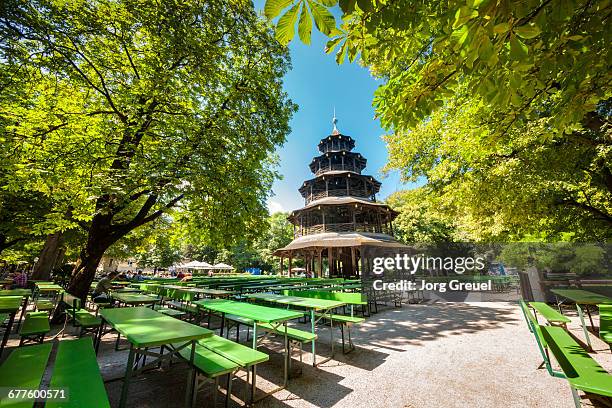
xmin=1 ymin=0 xmax=296 ymax=297
xmin=265 ymin=0 xmax=611 ymax=241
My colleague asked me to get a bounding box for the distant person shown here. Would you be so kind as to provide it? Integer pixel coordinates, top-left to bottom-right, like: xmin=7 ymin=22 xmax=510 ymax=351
xmin=11 ymin=270 xmax=28 ymax=289
xmin=177 ymin=271 xmax=185 ymax=280
xmin=134 ymin=270 xmax=145 ymax=281
xmin=92 ymin=271 xmax=118 ymax=303
xmin=180 ymin=274 xmax=192 ymax=282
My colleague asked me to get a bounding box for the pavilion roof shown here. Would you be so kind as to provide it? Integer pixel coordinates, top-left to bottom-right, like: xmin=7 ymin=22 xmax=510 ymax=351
xmin=273 ymin=231 xmax=407 ymax=255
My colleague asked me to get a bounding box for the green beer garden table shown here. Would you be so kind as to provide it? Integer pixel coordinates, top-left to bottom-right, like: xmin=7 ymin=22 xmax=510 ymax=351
xmin=112 ymin=293 xmax=159 ymax=307
xmin=551 ymin=288 xmax=612 ymax=350
xmin=34 ymin=283 xmax=63 ymax=292
xmin=0 ymin=296 xmax=23 ymax=357
xmin=99 ymin=307 xmax=212 ymax=408
xmin=0 ymin=289 xmax=31 ymax=331
xmin=187 ymin=288 xmax=233 ymax=298
xmin=111 ymin=287 xmax=141 ymax=293
xmin=247 ymin=293 xmax=345 ymax=366
xmin=193 ymin=299 xmax=302 ymax=396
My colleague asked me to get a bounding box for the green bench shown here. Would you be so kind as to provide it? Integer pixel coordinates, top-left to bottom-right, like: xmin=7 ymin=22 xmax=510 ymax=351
xmin=519 ymin=300 xmax=563 ymax=377
xmin=61 ymin=292 xmax=102 ymax=346
xmin=313 ymin=312 xmax=365 ymax=353
xmin=283 ymin=290 xmax=369 ymax=316
xmin=46 ymin=338 xmax=110 ymax=408
xmin=177 ymin=340 xmax=239 ymax=407
xmin=542 ymin=325 xmax=612 ymax=407
xmin=166 ymin=289 xmax=199 ymax=317
xmin=223 ymin=314 xmax=254 ymax=343
xmin=201 ymin=334 xmax=269 ymax=406
xmin=0 ymin=338 xmax=109 ymax=408
xmin=257 ymin=322 xmax=316 ymax=367
xmin=154 ymin=304 xmax=188 ymax=318
xmin=529 ymin=301 xmax=571 ymax=327
xmin=178 ymin=334 xmax=270 ymax=407
xmin=34 ymin=299 xmax=55 ymax=312
xmin=599 ymin=305 xmax=612 ymax=349
xmin=19 ymin=312 xmax=50 ymax=346
xmin=0 ymin=342 xmax=52 ymax=408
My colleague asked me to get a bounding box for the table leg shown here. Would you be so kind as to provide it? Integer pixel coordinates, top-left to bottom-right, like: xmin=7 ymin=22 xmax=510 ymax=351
xmin=16 ymin=296 xmax=28 ymax=332
xmin=310 ymin=309 xmax=316 ymax=366
xmin=185 ymin=339 xmax=197 ymax=408
xmin=220 ymin=312 xmax=225 ymax=337
xmin=555 ymin=295 xmax=563 ymax=314
xmin=576 ymin=304 xmax=593 ymax=351
xmin=0 ymin=311 xmax=16 ymax=358
xmin=252 ymin=322 xmax=257 ymax=349
xmin=119 ymin=344 xmax=136 ymax=408
xmin=283 ymin=322 xmax=288 ymax=387
xmin=330 ymin=314 xmax=334 ymax=359
xmin=585 ymin=305 xmax=594 ymax=328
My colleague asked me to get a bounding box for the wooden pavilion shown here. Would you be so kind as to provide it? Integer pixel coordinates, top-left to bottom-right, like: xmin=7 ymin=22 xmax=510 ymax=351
xmin=274 ymin=116 xmax=407 ymax=278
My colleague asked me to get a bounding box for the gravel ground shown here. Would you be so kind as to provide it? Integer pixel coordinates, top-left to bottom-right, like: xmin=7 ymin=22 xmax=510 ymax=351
xmin=2 ymin=301 xmax=611 ymax=408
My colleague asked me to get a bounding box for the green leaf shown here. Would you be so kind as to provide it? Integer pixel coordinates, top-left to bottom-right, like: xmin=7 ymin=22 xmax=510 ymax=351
xmin=493 ymin=22 xmax=510 ymax=34
xmin=514 ymin=24 xmax=541 ymax=39
xmin=298 ymin=2 xmax=313 ymax=44
xmin=509 ymin=35 xmax=528 ymax=60
xmin=356 ymin=0 xmax=373 ymax=12
xmin=336 ymin=39 xmax=348 ymax=64
xmin=264 ymin=0 xmax=295 ymax=20
xmin=453 ymin=6 xmax=478 ymax=29
xmin=275 ymin=3 xmax=301 ymax=45
xmin=451 ymin=25 xmax=470 ymax=48
xmin=318 ymin=0 xmax=338 ymax=6
xmin=308 ymin=0 xmax=337 ymax=36
xmin=348 ymin=43 xmax=358 ymax=62
xmin=338 ymin=0 xmax=356 ymax=13
xmin=325 ymin=36 xmax=343 ymax=53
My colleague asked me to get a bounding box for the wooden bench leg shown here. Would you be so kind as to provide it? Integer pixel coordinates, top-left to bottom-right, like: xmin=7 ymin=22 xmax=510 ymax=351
xmin=213 ymin=377 xmax=218 ymax=407
xmin=225 ymin=373 xmax=233 ymax=408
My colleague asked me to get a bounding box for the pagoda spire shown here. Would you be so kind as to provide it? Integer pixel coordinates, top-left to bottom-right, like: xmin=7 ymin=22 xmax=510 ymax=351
xmin=332 ymin=107 xmax=339 ymax=135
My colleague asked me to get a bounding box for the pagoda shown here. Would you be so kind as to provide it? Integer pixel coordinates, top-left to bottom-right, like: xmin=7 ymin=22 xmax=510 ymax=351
xmin=274 ymin=116 xmax=405 ymax=278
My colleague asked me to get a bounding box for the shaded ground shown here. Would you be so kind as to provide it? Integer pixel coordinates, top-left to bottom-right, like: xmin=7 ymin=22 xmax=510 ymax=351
xmin=2 ymin=301 xmax=610 ymax=407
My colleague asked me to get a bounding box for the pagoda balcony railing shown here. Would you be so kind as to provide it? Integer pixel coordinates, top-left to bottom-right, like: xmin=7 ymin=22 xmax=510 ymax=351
xmin=294 ymin=222 xmax=391 ymax=238
xmin=305 ymin=188 xmax=373 ymax=204
xmin=314 ymin=163 xmax=361 ymax=176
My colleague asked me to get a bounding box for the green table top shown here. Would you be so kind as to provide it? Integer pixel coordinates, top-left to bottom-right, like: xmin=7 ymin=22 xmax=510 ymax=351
xmin=551 ymin=289 xmax=612 ymax=305
xmin=112 ymin=293 xmax=159 ymax=304
xmin=99 ymin=307 xmax=212 ymax=348
xmin=160 ymin=285 xmax=186 ymax=290
xmin=0 ymin=289 xmax=30 ymax=297
xmin=111 ymin=288 xmax=141 ymax=293
xmin=0 ymin=296 xmax=24 ymax=313
xmin=194 ymin=299 xmax=303 ymax=323
xmin=189 ymin=288 xmax=233 ymax=296
xmin=247 ymin=293 xmax=345 ymax=310
xmin=35 ymin=284 xmax=63 ymax=292
xmin=0 ymin=342 xmax=53 ymax=408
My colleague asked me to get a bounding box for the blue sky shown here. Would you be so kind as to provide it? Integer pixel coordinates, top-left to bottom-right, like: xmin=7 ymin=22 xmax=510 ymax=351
xmin=254 ymin=3 xmax=419 ymax=214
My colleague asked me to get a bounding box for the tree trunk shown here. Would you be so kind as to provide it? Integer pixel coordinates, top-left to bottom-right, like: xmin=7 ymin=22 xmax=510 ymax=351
xmin=66 ymin=214 xmax=118 ymax=300
xmin=31 ymin=232 xmax=63 ymax=280
xmin=67 ymin=249 xmax=106 ymax=300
